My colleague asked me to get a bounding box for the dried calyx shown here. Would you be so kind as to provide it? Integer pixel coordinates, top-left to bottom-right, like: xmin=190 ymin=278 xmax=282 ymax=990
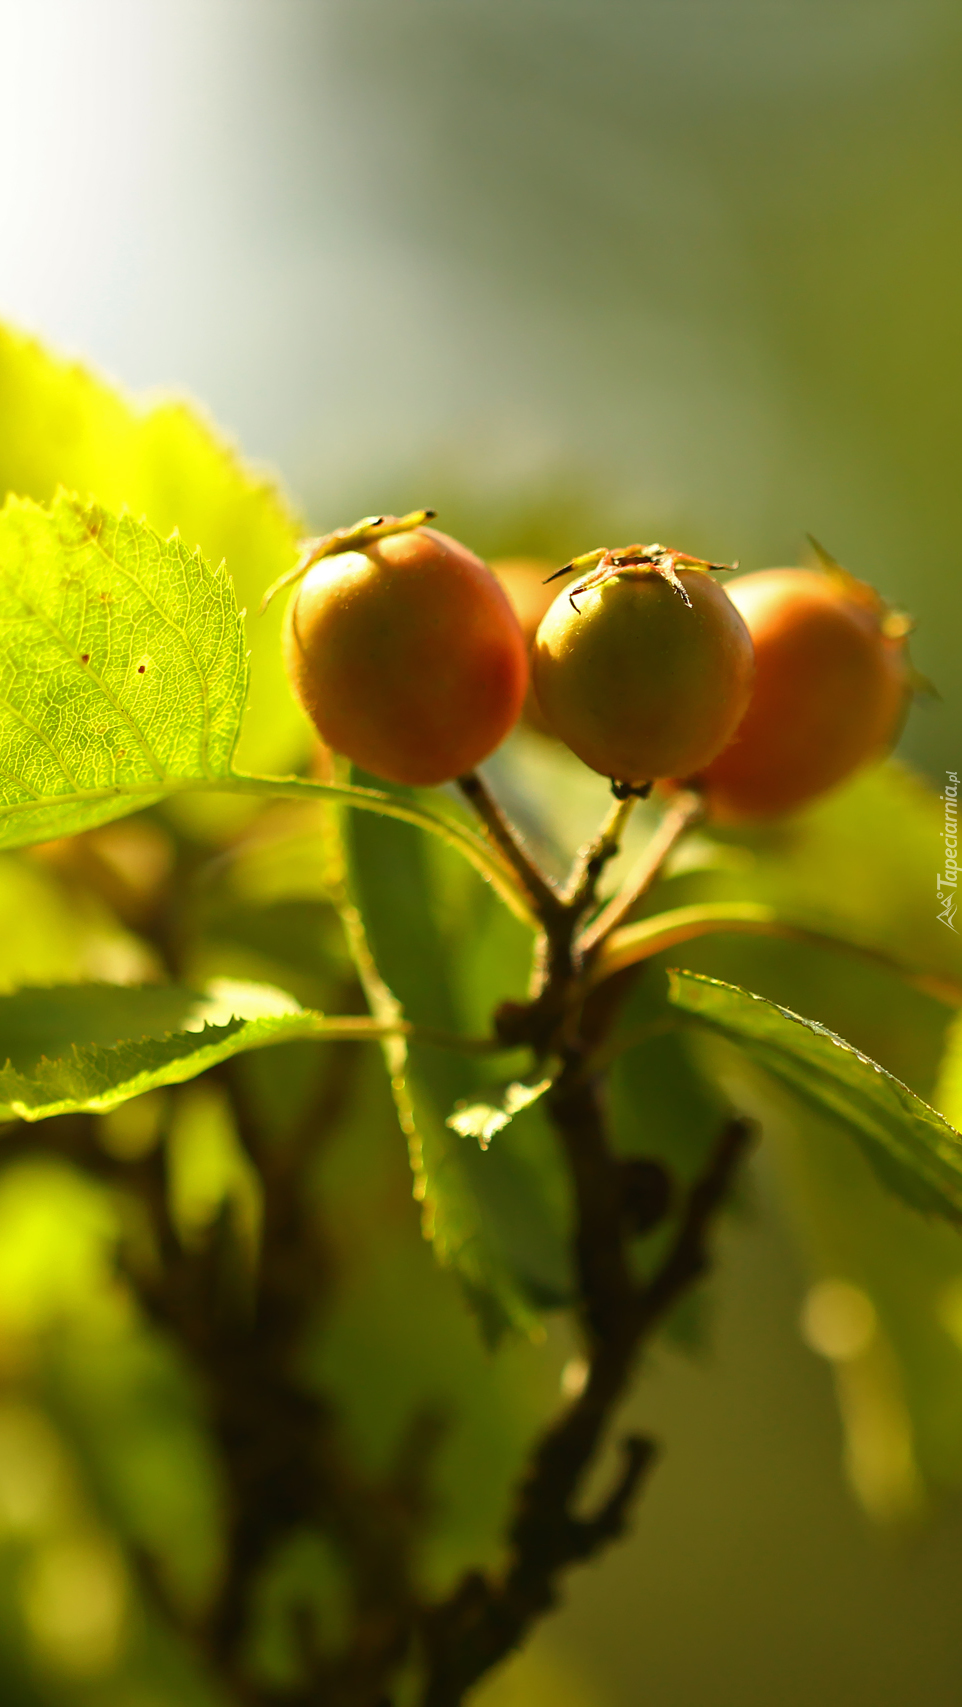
xmin=544 ymin=541 xmax=738 ymax=610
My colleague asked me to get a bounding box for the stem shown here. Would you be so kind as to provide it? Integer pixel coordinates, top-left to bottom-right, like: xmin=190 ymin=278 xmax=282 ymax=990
xmin=577 ymin=789 xmax=702 ymax=958
xmin=585 ymin=901 xmax=962 ymax=1006
xmin=456 ymin=772 xmax=563 ymax=921
xmin=456 ymin=783 xmax=642 ymax=1056
xmin=548 ymin=1068 xmax=637 ymax=1343
xmin=562 ymin=796 xmax=636 ymax=910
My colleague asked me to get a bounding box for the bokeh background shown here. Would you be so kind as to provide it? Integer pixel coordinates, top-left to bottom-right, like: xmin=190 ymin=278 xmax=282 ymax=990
xmin=2 ymin=2 xmax=962 ymax=1702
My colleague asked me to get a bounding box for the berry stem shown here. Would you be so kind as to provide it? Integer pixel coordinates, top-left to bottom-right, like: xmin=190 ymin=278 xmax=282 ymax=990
xmin=456 ymin=770 xmax=564 ymax=921
xmin=577 ymin=788 xmax=703 ymax=959
xmin=562 ymin=795 xmax=636 ymax=910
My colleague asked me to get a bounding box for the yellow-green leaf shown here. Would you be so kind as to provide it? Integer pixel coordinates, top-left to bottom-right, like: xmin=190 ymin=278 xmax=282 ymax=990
xmin=0 ymin=493 xmax=247 ymax=849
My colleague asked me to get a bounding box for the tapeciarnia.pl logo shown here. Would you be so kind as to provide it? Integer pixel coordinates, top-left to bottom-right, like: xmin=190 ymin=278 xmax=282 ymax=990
xmin=938 ymin=770 xmax=959 ymax=932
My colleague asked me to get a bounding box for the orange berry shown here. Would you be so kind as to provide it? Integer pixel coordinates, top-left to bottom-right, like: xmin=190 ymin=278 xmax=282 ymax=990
xmin=284 ymin=527 xmax=528 ymax=786
xmin=696 ymin=567 xmax=912 ymax=820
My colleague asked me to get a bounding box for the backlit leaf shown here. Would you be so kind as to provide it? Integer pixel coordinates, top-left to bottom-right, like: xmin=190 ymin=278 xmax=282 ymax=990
xmin=669 ymin=969 xmax=962 ymax=1223
xmin=447 ymin=1076 xmax=555 ymax=1150
xmin=0 ymin=980 xmax=385 ymax=1122
xmin=0 ymin=494 xmax=246 ymax=850
xmin=0 ymin=324 xmax=304 ymax=775
xmin=343 ymin=774 xmax=572 ymax=1336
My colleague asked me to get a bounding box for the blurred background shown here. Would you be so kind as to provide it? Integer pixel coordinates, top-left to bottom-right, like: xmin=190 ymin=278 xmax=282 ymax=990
xmin=1 ymin=1 xmax=962 ymax=1702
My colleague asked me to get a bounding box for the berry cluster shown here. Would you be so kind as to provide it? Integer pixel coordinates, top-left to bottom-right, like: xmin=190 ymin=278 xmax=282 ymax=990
xmin=281 ymin=514 xmax=913 ymax=818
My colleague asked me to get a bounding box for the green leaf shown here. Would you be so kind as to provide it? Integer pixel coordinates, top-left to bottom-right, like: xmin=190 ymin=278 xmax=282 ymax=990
xmin=447 ymin=1075 xmax=555 ymax=1150
xmin=641 ymin=765 xmax=962 ymax=1054
xmin=933 ymin=1006 xmax=962 ymax=1132
xmin=342 ymin=774 xmax=572 ymax=1335
xmin=0 ymin=979 xmax=394 ymax=1122
xmin=669 ymin=969 xmax=962 ymax=1223
xmin=0 ymin=493 xmax=246 ymax=849
xmin=0 ymin=323 xmax=304 ymax=775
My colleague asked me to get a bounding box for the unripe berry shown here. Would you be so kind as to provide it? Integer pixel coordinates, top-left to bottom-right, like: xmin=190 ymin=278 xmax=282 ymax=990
xmin=696 ymin=566 xmax=912 ymax=820
xmin=283 ymin=527 xmax=528 ymax=787
xmin=532 ymin=564 xmax=754 ymax=785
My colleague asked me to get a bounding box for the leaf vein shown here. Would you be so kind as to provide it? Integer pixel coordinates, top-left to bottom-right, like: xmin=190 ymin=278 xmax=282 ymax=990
xmin=80 ymin=517 xmax=221 ymax=775
xmin=0 ymin=571 xmax=165 ymax=781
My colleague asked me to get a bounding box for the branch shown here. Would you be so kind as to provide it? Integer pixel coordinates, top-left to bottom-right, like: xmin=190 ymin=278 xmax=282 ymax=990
xmin=418 ymin=1115 xmax=755 ymax=1706
xmin=457 ymin=771 xmax=563 ymax=922
xmin=544 ymin=1069 xmax=637 ymax=1344
xmin=30 ymin=1041 xmax=430 ymax=1707
xmin=561 ymin=796 xmax=636 ymax=911
xmin=636 ymin=1116 xmax=756 ymax=1330
xmin=577 ymin=788 xmax=703 ymax=958
xmin=195 ymin=1053 xmax=426 ymax=1700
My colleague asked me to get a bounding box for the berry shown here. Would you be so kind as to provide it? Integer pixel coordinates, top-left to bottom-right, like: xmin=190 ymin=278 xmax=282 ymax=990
xmin=283 ymin=526 xmax=528 ymax=786
xmin=531 ymin=553 xmax=754 ymax=786
xmin=696 ymin=565 xmax=912 ymax=820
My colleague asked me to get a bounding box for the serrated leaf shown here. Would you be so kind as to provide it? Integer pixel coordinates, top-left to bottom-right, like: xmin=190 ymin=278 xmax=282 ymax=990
xmin=645 ymin=763 xmax=962 ymax=1016
xmin=933 ymin=1007 xmax=962 ymax=1132
xmin=0 ymin=493 xmax=247 ymax=849
xmin=447 ymin=1076 xmax=554 ymax=1150
xmin=296 ymin=1039 xmax=566 ymax=1591
xmin=343 ymin=774 xmax=572 ymax=1335
xmin=0 ymin=979 xmax=383 ymax=1121
xmin=0 ymin=324 xmax=304 ymax=774
xmin=669 ymin=969 xmax=962 ymax=1223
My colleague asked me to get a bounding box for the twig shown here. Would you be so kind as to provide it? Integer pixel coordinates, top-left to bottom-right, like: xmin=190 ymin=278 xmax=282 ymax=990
xmin=577 ymin=789 xmax=703 ymax=958
xmin=584 ymin=901 xmax=962 ymax=1007
xmin=14 ymin=762 xmax=750 ymax=1707
xmin=197 ymin=1053 xmax=428 ymax=1703
xmin=546 ymin=1068 xmax=637 ymax=1343
xmin=51 ymin=1032 xmax=434 ymax=1707
xmin=561 ymin=796 xmax=636 ymax=910
xmin=637 ymin=1117 xmax=755 ymax=1328
xmin=418 ymin=1116 xmax=755 ymax=1706
xmin=457 ymin=772 xmax=563 ymax=921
